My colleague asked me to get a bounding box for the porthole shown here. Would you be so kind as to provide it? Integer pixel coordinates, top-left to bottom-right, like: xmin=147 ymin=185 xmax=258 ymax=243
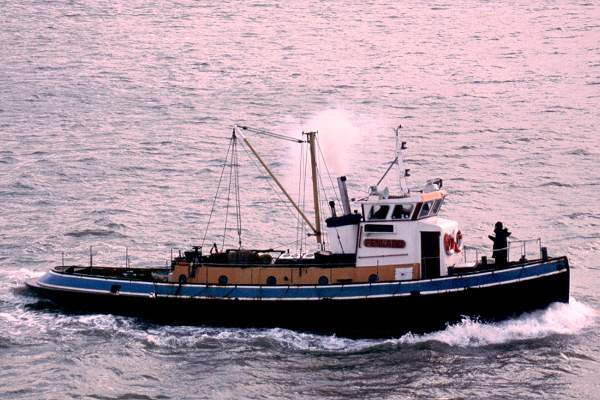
xmin=218 ymin=275 xmax=228 ymax=285
xmin=266 ymin=276 xmax=276 ymax=285
xmin=368 ymin=274 xmax=379 ymax=283
xmin=318 ymin=276 xmax=329 ymax=285
xmin=265 ymin=276 xmax=277 ymax=286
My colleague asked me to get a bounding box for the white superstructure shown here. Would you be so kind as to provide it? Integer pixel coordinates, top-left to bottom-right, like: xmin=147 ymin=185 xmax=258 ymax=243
xmin=356 ymin=183 xmax=462 ymax=275
xmin=324 ymin=127 xmax=464 ymax=281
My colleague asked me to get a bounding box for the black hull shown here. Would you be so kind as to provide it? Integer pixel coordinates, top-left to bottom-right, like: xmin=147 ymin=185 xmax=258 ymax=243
xmin=27 ymin=264 xmax=569 ymax=338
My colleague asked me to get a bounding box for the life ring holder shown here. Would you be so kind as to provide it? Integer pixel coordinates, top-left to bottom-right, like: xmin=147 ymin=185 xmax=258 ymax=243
xmin=444 ymin=231 xmax=463 ymax=255
xmin=455 ymin=230 xmax=463 ymax=252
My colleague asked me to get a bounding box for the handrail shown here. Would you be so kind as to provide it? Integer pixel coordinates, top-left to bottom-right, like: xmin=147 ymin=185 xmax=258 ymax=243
xmin=462 ymin=238 xmax=542 ymax=264
xmin=507 ymin=238 xmax=542 ymax=263
xmin=58 ymin=238 xmax=545 ymax=271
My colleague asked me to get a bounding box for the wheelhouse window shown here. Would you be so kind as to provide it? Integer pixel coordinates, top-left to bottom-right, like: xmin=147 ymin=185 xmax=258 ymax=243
xmin=431 ymin=199 xmax=443 ymax=215
xmin=418 ymin=200 xmax=434 ymax=219
xmin=415 ymin=198 xmax=444 ymax=219
xmin=369 ymin=205 xmax=390 ymax=220
xmin=391 ymin=204 xmax=414 ymax=220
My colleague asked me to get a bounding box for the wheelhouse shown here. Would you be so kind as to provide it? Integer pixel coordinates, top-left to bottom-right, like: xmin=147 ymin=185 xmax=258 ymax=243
xmin=362 ymin=191 xmax=446 ymax=222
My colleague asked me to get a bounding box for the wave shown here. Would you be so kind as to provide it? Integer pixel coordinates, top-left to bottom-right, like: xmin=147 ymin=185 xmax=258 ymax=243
xmin=539 ymin=181 xmax=574 ymax=188
xmin=567 ymin=148 xmax=593 ymax=156
xmin=0 ymin=268 xmax=45 ymax=289
xmin=64 ymin=229 xmax=126 ymax=238
xmin=567 ymin=212 xmax=600 ymax=220
xmin=255 ymin=299 xmax=597 ymax=351
xmin=393 ymin=298 xmax=596 ymax=347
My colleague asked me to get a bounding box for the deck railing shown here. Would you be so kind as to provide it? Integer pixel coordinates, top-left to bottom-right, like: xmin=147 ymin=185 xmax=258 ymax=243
xmin=462 ymin=238 xmax=543 ymax=265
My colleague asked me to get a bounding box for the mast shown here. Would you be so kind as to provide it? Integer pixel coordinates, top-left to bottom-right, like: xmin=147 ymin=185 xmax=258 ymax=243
xmin=306 ymin=131 xmax=323 ymax=249
xmin=395 ymin=125 xmax=409 ymax=196
xmin=375 ymin=125 xmax=410 ymax=196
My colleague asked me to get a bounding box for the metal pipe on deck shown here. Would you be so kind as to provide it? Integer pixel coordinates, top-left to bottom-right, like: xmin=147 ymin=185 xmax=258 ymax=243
xmin=337 ymin=176 xmax=351 ymax=215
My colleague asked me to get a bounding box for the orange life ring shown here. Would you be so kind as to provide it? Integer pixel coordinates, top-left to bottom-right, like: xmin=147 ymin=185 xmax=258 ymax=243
xmin=444 ymin=233 xmax=454 ymax=255
xmin=444 ymin=231 xmax=463 ymax=255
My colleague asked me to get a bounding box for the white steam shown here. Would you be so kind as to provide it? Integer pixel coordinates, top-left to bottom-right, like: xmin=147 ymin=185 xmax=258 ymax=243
xmin=278 ymin=109 xmax=363 ymax=202
xmin=297 ymin=109 xmax=362 ymax=175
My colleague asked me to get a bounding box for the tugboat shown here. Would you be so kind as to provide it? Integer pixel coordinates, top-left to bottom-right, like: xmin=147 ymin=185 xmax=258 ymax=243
xmin=26 ymin=125 xmax=570 ymax=338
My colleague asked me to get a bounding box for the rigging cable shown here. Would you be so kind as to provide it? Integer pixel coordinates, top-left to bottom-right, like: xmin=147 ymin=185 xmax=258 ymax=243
xmin=236 ymin=124 xmax=321 ymax=253
xmin=376 ymin=156 xmax=398 ymax=187
xmin=300 ymin=142 xmax=309 ymax=254
xmin=201 ymin=136 xmax=234 ymax=249
xmin=316 ymin=139 xmax=341 ymax=205
xmin=317 ymin=166 xmax=333 ymax=250
xmin=234 ymin=136 xmax=243 ymax=249
xmin=236 ymin=125 xmax=305 ymax=144
xmin=295 ymin=142 xmax=306 ymax=254
xmin=237 ymin=138 xmax=309 ymax=248
xmin=222 ymin=138 xmax=235 ymax=251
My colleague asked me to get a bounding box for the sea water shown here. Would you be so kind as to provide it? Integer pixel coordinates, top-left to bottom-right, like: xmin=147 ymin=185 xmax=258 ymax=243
xmin=1 ymin=0 xmax=599 ymax=398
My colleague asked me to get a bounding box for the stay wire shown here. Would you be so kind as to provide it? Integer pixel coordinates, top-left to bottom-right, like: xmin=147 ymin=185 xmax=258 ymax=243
xmin=236 ymin=125 xmax=304 ymax=144
xmin=237 ymin=139 xmax=308 ymax=245
xmin=317 ymin=168 xmax=332 ymax=250
xmin=234 ymin=139 xmax=243 ymax=249
xmin=316 ymin=138 xmax=341 ymax=205
xmin=201 ymin=136 xmax=234 ymax=249
xmin=300 ymin=143 xmax=309 ymax=253
xmin=222 ymin=141 xmax=235 ymax=250
xmin=295 ymin=143 xmax=305 ymax=254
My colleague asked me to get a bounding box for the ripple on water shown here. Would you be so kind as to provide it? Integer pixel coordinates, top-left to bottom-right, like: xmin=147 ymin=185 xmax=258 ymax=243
xmin=64 ymin=229 xmax=127 ymax=239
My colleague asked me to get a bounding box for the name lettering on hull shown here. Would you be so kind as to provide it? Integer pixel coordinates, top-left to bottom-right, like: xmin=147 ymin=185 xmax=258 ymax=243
xmin=364 ymin=239 xmax=406 ymax=248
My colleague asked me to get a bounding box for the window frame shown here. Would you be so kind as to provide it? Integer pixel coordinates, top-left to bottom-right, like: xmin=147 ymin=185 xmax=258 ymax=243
xmin=417 ymin=200 xmax=435 ymax=219
xmin=369 ymin=204 xmax=391 ymax=220
xmin=391 ymin=203 xmax=415 ymax=220
xmin=431 ymin=198 xmax=443 ymax=215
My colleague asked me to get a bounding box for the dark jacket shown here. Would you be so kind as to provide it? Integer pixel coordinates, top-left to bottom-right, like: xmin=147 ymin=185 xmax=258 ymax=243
xmin=489 ymin=227 xmax=511 ymax=249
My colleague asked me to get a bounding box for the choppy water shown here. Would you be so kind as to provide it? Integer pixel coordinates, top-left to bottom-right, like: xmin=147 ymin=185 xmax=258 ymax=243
xmin=1 ymin=0 xmax=600 ymax=399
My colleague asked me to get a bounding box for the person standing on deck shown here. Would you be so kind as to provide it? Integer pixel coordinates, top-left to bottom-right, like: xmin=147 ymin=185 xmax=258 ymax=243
xmin=489 ymin=221 xmax=511 ymax=267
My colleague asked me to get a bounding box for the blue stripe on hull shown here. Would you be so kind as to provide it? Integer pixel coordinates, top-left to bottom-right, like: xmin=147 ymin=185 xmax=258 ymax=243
xmin=36 ymin=258 xmax=568 ymax=301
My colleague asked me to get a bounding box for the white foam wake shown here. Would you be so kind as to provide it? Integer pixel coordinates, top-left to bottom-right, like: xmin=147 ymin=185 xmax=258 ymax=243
xmin=135 ymin=298 xmax=597 ymax=352
xmin=0 ymin=297 xmax=595 ymax=352
xmin=391 ymin=297 xmax=596 ymax=348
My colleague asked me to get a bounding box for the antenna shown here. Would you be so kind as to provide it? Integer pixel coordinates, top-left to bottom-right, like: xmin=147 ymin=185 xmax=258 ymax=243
xmin=395 ymin=125 xmax=409 ymax=195
xmin=374 ymin=124 xmax=410 ymax=194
